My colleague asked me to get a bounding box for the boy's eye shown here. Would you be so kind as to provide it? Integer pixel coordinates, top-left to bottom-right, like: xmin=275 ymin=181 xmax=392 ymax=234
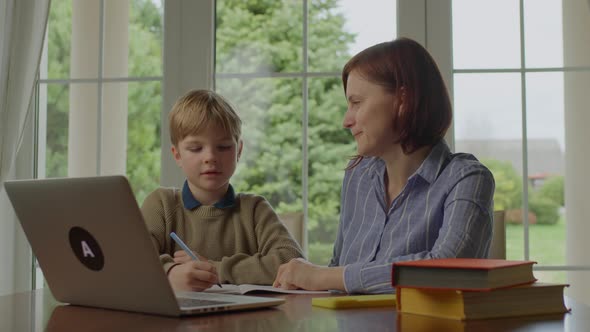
xmin=188 ymin=147 xmax=202 ymax=152
xmin=218 ymin=145 xmax=233 ymax=151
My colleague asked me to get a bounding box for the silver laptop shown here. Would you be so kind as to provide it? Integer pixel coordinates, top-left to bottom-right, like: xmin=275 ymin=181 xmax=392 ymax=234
xmin=3 ymin=176 xmax=284 ymax=316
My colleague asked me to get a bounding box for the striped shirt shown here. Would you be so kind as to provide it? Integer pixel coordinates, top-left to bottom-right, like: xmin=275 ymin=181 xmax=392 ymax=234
xmin=330 ymin=140 xmax=495 ymax=294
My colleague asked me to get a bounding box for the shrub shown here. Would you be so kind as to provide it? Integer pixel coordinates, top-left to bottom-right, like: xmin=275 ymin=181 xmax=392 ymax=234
xmin=481 ymin=159 xmax=522 ymax=210
xmin=529 ymin=194 xmax=560 ymax=225
xmin=536 ymin=176 xmax=564 ymax=207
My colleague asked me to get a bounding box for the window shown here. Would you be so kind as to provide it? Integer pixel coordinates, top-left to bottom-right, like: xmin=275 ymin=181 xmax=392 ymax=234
xmin=35 ymin=0 xmax=164 ymax=288
xmin=214 ymin=0 xmax=396 ymax=264
xmin=452 ymin=0 xmax=590 ymax=284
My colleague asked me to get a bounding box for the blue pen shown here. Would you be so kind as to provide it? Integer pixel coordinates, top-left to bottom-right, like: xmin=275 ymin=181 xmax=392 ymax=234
xmin=170 ymin=232 xmax=222 ymax=287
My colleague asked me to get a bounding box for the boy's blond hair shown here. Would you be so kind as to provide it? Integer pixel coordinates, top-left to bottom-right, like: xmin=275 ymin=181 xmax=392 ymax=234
xmin=169 ymin=89 xmax=242 ymax=146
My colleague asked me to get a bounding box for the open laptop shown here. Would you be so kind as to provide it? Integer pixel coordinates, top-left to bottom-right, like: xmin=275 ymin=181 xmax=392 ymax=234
xmin=3 ymin=176 xmax=284 ymax=316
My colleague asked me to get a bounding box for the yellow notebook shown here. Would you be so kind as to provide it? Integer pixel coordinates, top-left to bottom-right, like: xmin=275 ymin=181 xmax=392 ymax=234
xmin=312 ymin=294 xmax=396 ymax=309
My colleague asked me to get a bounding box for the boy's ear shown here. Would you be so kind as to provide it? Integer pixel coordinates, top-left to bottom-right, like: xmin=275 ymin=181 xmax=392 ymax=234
xmin=171 ymin=145 xmax=182 ymax=166
xmin=237 ymin=140 xmax=244 ymax=161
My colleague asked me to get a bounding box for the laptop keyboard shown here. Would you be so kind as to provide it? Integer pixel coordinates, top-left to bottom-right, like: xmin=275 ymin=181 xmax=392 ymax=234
xmin=177 ymin=297 xmax=234 ymax=308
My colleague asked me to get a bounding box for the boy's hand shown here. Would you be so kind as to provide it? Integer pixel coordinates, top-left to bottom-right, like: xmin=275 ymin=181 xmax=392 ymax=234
xmin=173 ymin=250 xmax=208 ymax=264
xmin=167 ymin=261 xmax=220 ymax=292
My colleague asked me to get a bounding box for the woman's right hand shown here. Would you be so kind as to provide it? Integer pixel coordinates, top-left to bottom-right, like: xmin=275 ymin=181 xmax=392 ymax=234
xmin=167 ymin=261 xmax=219 ymax=292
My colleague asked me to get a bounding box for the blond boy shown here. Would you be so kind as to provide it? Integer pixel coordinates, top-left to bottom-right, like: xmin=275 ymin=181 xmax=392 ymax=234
xmin=141 ymin=89 xmax=303 ymax=292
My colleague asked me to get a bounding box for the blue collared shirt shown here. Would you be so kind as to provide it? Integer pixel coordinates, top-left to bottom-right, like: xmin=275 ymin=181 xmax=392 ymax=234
xmin=330 ymin=140 xmax=495 ymax=294
xmin=181 ymin=181 xmax=236 ymax=210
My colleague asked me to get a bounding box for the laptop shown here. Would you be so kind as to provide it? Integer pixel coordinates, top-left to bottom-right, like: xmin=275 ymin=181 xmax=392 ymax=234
xmin=3 ymin=176 xmax=285 ymax=316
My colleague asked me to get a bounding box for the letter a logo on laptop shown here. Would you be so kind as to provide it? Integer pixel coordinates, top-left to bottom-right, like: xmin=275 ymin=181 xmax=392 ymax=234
xmin=4 ymin=176 xmax=284 ymax=316
xmin=69 ymin=226 xmax=104 ymax=271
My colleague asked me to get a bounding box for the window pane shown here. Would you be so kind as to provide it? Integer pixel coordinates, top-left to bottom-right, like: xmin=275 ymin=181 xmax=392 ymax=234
xmin=127 ymin=82 xmax=162 ymax=204
xmin=42 ymin=82 xmax=101 ymax=178
xmin=215 ymin=1 xmax=303 ymax=74
xmin=453 ymin=73 xmax=525 ymax=260
xmin=103 ymin=0 xmax=163 ymax=78
xmin=308 ymin=0 xmax=396 ymax=72
xmin=99 ymin=82 xmax=161 ymax=204
xmin=42 ymin=83 xmax=71 ymax=178
xmin=308 ymin=78 xmax=354 ymax=265
xmin=128 ymin=0 xmax=163 ymax=77
xmin=454 ymin=73 xmax=522 ymax=141
xmin=216 ymin=78 xmax=303 ymax=215
xmin=525 ymin=71 xmax=565 ymax=238
xmin=524 ymin=0 xmax=563 ymax=68
xmin=452 ymin=0 xmax=521 ymax=69
xmin=44 ymin=0 xmax=99 ymax=79
xmin=526 ymin=72 xmax=565 ymax=265
xmin=534 ymin=270 xmax=566 ymax=284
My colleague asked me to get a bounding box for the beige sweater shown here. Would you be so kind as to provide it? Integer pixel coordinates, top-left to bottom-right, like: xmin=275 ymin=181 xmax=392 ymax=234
xmin=141 ymin=188 xmax=304 ymax=285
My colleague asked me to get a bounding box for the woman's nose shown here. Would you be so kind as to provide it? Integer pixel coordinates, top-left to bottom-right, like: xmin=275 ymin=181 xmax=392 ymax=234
xmin=342 ymin=107 xmax=354 ymax=129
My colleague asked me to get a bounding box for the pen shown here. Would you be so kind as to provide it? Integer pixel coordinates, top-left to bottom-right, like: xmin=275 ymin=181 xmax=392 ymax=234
xmin=170 ymin=232 xmax=222 ymax=288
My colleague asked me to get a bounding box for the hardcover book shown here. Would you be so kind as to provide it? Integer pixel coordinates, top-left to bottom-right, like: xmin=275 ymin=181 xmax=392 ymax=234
xmin=392 ymin=258 xmax=537 ymax=291
xmin=396 ymin=282 xmax=569 ymax=320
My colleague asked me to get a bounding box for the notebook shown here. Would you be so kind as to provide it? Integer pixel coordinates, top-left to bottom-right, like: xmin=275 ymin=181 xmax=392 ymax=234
xmin=204 ymin=284 xmax=330 ymax=295
xmin=3 ymin=175 xmax=285 ymax=317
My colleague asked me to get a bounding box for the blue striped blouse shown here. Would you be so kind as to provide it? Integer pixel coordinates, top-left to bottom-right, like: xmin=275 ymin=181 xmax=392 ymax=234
xmin=329 ymin=140 xmax=495 ymax=294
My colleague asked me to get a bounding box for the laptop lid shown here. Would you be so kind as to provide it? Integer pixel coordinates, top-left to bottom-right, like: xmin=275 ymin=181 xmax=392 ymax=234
xmin=4 ymin=176 xmax=284 ymax=316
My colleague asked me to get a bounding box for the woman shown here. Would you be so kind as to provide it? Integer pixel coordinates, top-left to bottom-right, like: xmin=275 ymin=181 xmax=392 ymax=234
xmin=273 ymin=38 xmax=495 ymax=294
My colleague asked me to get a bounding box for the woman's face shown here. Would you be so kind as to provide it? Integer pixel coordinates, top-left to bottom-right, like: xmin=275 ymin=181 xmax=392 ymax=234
xmin=343 ymin=70 xmax=399 ymax=157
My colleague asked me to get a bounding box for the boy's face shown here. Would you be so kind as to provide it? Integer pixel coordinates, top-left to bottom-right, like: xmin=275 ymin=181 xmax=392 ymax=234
xmin=172 ymin=123 xmax=242 ymax=205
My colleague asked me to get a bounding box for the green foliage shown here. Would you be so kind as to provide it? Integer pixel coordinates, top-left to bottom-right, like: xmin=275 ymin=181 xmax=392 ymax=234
xmin=45 ymin=0 xmax=72 ymax=178
xmin=536 ymin=175 xmax=564 ymax=207
xmin=308 ymin=242 xmax=335 ymax=266
xmin=480 ymin=159 xmax=522 ymax=210
xmin=216 ymin=0 xmax=356 ymax=250
xmin=528 ymin=194 xmax=560 ymax=225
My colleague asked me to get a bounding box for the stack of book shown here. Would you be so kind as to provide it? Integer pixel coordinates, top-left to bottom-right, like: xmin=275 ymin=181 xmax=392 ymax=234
xmin=392 ymin=258 xmax=570 ymax=320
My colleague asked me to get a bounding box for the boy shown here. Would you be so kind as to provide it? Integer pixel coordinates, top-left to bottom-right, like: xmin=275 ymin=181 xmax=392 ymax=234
xmin=141 ymin=89 xmax=304 ymax=292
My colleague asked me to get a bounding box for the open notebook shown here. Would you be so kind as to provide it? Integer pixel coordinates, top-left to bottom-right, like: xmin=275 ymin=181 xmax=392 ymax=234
xmin=205 ymin=284 xmax=330 ymax=295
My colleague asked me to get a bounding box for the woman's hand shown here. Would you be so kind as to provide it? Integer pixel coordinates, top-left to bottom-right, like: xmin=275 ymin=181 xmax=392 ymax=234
xmin=273 ymin=258 xmax=346 ymax=291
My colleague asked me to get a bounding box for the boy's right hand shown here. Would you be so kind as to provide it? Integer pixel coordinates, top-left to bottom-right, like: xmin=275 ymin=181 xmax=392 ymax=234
xmin=167 ymin=261 xmax=219 ymax=292
xmin=173 ymin=250 xmax=207 ymax=264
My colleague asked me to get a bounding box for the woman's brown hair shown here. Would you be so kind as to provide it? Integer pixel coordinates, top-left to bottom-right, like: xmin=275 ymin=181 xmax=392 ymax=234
xmin=342 ymin=38 xmax=452 ymax=166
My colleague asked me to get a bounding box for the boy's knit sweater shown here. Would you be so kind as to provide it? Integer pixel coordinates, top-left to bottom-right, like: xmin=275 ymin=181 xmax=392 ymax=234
xmin=141 ymin=187 xmax=304 ymax=285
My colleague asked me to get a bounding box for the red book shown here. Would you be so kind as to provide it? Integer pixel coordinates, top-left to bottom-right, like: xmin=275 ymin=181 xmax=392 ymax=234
xmin=391 ymin=258 xmax=537 ymax=291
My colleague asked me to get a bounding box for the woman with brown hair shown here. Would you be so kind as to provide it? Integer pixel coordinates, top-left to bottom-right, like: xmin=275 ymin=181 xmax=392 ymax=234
xmin=273 ymin=38 xmax=495 ymax=294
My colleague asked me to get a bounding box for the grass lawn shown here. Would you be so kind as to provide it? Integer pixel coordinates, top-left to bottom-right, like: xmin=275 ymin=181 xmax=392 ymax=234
xmin=506 ymin=217 xmax=567 ymax=283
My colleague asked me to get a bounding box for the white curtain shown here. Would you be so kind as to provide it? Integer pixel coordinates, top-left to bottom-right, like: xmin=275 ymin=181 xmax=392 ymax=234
xmin=0 ymin=0 xmax=51 ymax=295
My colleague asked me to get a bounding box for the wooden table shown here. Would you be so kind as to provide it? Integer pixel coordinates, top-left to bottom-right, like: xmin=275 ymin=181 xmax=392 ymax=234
xmin=0 ymin=289 xmax=588 ymax=331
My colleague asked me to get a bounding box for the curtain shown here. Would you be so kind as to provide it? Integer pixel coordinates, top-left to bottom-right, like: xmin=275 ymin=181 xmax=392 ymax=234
xmin=0 ymin=0 xmax=51 ymax=295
